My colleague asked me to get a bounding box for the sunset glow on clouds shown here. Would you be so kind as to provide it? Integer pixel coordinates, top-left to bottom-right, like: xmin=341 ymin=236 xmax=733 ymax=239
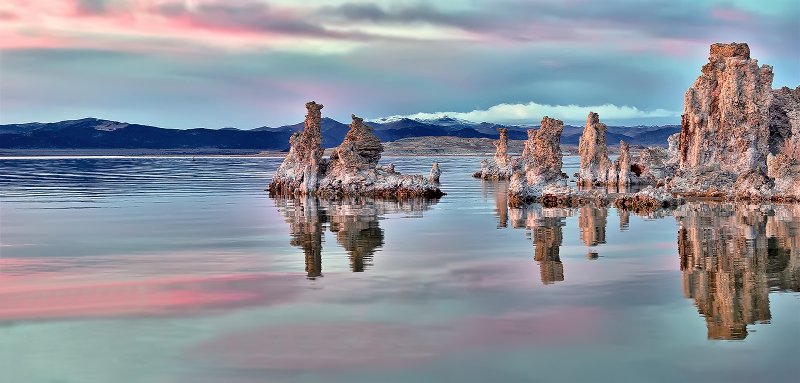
xmin=1 ymin=0 xmax=798 ymax=128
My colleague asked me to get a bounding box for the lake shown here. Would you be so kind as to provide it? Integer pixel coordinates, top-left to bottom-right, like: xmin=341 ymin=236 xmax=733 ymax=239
xmin=1 ymin=156 xmax=798 ymax=383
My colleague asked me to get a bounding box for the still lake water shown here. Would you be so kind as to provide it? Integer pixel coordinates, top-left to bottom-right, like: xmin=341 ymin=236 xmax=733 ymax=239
xmin=1 ymin=156 xmax=798 ymax=383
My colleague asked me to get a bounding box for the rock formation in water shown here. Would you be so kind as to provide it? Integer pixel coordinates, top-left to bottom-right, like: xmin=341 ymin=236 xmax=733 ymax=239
xmin=767 ymin=87 xmax=800 ymax=201
xmin=578 ymin=112 xmax=614 ymax=185
xmin=613 ymin=186 xmax=685 ymax=213
xmin=634 ymin=146 xmax=676 ymax=186
xmin=429 ymin=162 xmax=441 ymax=183
xmin=670 ymin=43 xmax=777 ymax=199
xmin=269 ymin=104 xmax=444 ymax=198
xmin=614 ymin=140 xmax=634 ymax=186
xmin=473 ymin=128 xmax=515 ymax=179
xmin=509 ymin=117 xmax=567 ymax=202
xmin=269 ymin=101 xmax=325 ymax=196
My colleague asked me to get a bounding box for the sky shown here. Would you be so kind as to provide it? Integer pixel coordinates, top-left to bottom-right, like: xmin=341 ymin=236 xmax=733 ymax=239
xmin=0 ymin=0 xmax=798 ymax=129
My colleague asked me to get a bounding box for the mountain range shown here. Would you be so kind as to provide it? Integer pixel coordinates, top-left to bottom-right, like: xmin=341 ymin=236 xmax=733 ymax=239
xmin=0 ymin=116 xmax=679 ymax=151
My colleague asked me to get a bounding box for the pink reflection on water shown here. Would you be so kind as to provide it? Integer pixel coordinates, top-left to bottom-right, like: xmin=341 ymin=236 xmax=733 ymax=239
xmin=187 ymin=307 xmax=606 ymax=372
xmin=0 ymin=253 xmax=303 ymax=321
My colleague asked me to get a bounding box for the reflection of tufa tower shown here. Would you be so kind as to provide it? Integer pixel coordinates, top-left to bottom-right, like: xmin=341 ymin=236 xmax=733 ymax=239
xmin=327 ymin=199 xmax=385 ymax=272
xmin=676 ymin=203 xmax=800 ymax=340
xmin=273 ymin=196 xmax=437 ymax=277
xmin=578 ymin=207 xmax=608 ymax=255
xmin=511 ymin=205 xmax=573 ymax=285
xmin=275 ymin=197 xmax=326 ymax=279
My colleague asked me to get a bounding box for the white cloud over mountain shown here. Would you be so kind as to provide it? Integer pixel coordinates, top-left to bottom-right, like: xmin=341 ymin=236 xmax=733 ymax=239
xmin=374 ymin=101 xmax=677 ymax=124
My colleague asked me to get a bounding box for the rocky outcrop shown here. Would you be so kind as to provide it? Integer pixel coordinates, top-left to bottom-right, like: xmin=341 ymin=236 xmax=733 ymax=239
xmin=614 ymin=186 xmax=685 ymax=213
xmin=671 ymin=43 xmax=777 ymax=199
xmin=614 ymin=140 xmax=634 ymax=186
xmin=768 ymin=86 xmax=800 ymax=153
xmin=268 ymin=101 xmax=326 ymax=196
xmin=429 ymin=162 xmax=441 ymax=183
xmin=269 ymin=103 xmax=444 ymax=199
xmin=766 ymin=87 xmax=800 ymax=200
xmin=767 ymin=140 xmax=800 ymax=201
xmin=635 ymin=146 xmax=677 ymax=186
xmin=578 ymin=112 xmax=613 ymax=185
xmin=473 ymin=128 xmax=515 ymax=179
xmin=509 ymin=117 xmax=567 ymax=202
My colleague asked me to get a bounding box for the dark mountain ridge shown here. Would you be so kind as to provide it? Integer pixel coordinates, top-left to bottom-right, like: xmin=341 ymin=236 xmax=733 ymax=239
xmin=0 ymin=116 xmax=680 ymax=150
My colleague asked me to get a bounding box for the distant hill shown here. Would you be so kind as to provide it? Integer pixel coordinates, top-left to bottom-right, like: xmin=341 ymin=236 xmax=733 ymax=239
xmin=0 ymin=118 xmax=293 ymax=150
xmin=0 ymin=116 xmax=679 ymax=150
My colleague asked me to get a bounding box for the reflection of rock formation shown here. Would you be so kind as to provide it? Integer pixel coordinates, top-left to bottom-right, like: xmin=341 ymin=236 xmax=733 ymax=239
xmin=510 ymin=205 xmax=574 ymax=285
xmin=273 ymin=196 xmax=438 ymax=278
xmin=480 ymin=179 xmax=511 ymax=228
xmin=578 ymin=207 xmax=607 ymax=247
xmin=676 ymin=202 xmax=800 ymax=339
xmin=618 ymin=208 xmax=630 ymax=231
xmin=277 ymin=198 xmax=326 ymax=279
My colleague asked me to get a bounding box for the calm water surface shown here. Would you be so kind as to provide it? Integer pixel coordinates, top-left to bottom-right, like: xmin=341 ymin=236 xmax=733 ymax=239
xmin=1 ymin=156 xmax=798 ymax=383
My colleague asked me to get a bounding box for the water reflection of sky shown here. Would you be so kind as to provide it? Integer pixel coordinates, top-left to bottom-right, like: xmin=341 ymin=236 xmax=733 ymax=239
xmin=0 ymin=156 xmax=798 ymax=383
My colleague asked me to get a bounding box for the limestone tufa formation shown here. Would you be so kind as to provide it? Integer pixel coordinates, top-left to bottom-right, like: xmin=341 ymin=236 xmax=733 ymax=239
xmin=578 ymin=112 xmax=613 ymax=185
xmin=429 ymin=162 xmax=441 ymax=183
xmin=269 ymin=101 xmax=325 ymax=196
xmin=269 ymin=103 xmax=444 ymax=198
xmin=672 ymin=42 xmax=775 ymax=198
xmin=509 ymin=116 xmax=567 ymax=202
xmin=473 ymin=128 xmax=515 ymax=179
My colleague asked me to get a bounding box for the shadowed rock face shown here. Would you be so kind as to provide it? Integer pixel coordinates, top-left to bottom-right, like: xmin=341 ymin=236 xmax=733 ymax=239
xmin=270 ymin=104 xmax=443 ymax=198
xmin=768 ymin=86 xmax=800 ymax=154
xmin=767 ymin=87 xmax=800 ymax=200
xmin=578 ymin=112 xmax=613 ymax=185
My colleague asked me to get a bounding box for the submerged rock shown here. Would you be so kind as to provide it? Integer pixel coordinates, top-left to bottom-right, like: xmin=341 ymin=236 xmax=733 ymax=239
xmin=270 ymin=104 xmax=444 ymax=198
xmin=473 ymin=128 xmax=515 ymax=179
